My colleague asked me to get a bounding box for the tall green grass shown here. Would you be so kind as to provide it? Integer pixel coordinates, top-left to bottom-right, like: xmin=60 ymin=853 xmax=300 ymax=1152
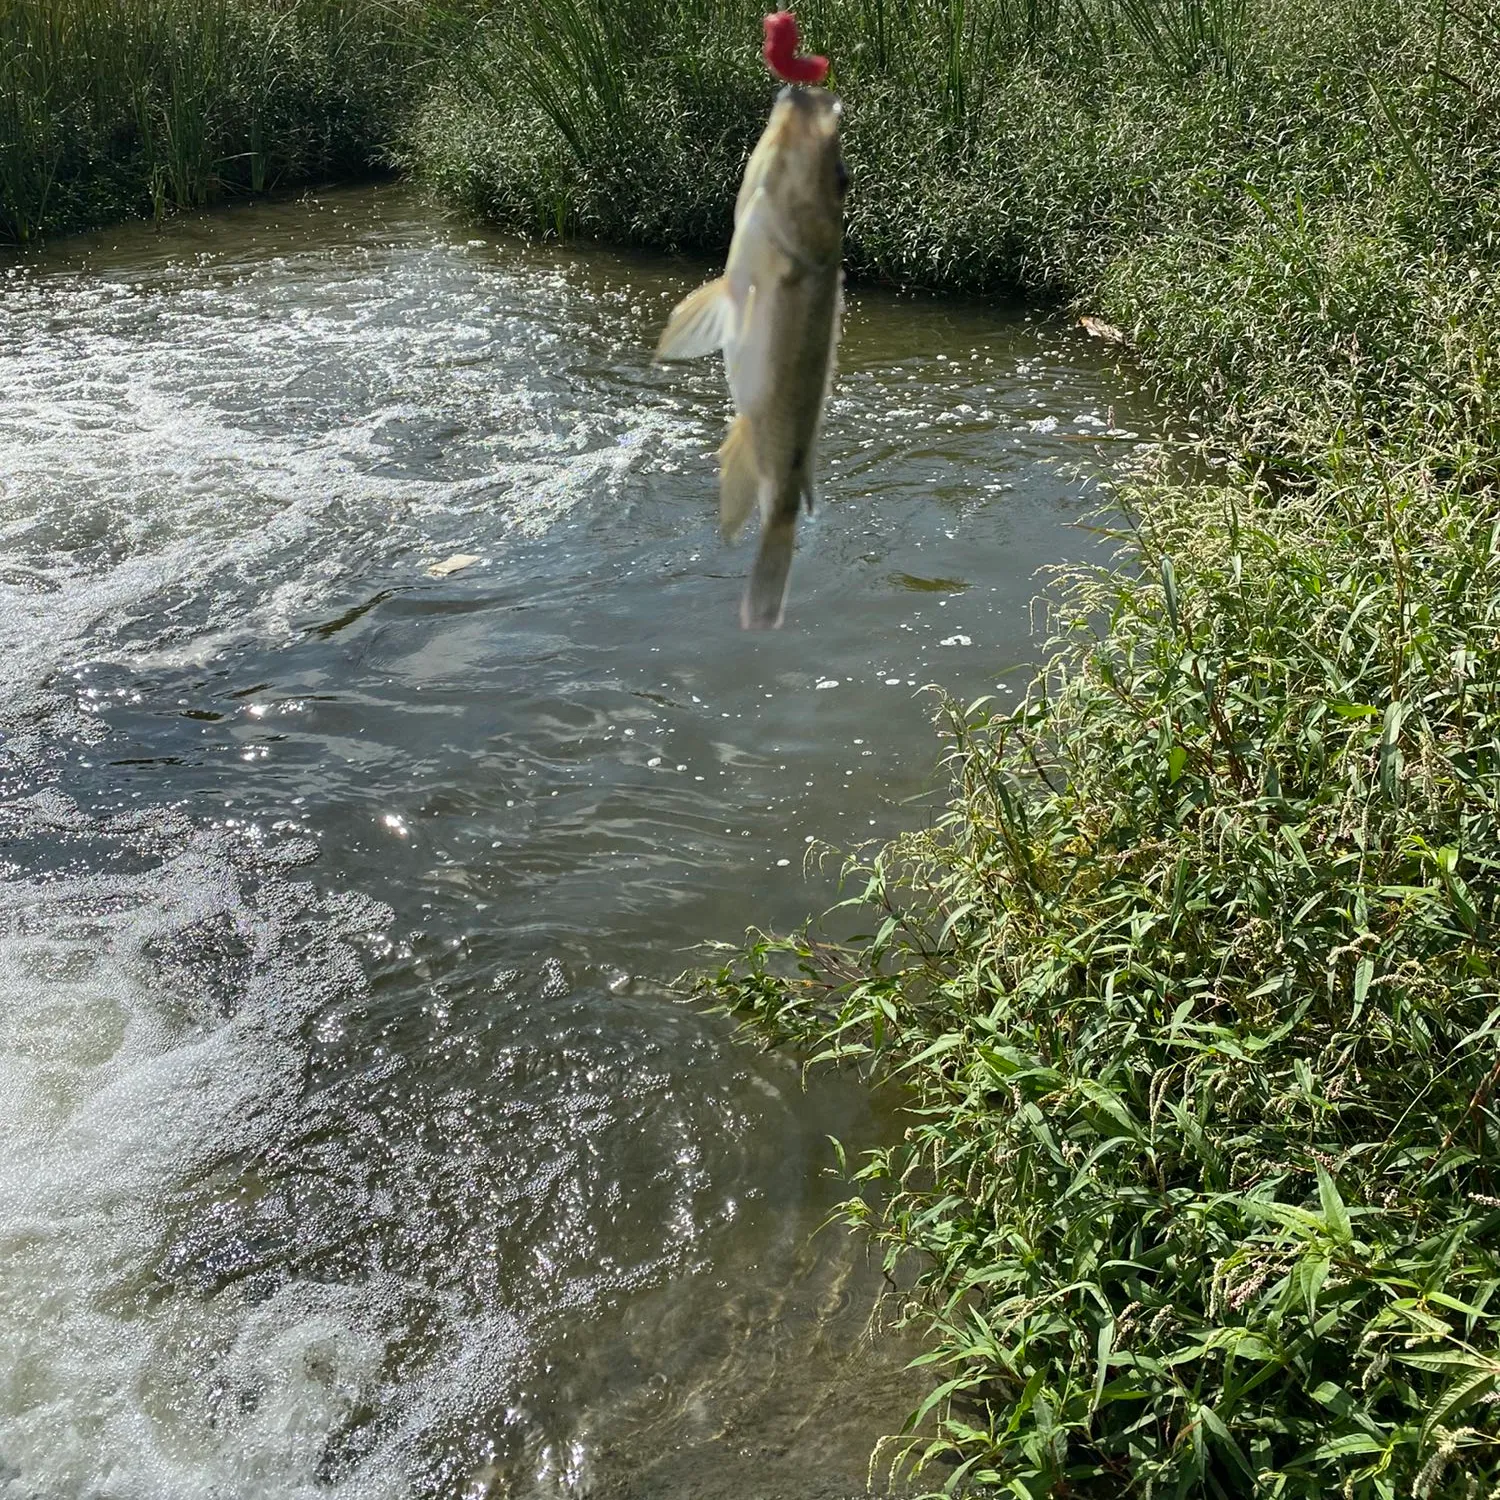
xmin=407 ymin=0 xmax=1274 ymax=239
xmin=0 ymin=0 xmax=446 ymax=243
xmin=403 ymin=0 xmax=1500 ymax=1493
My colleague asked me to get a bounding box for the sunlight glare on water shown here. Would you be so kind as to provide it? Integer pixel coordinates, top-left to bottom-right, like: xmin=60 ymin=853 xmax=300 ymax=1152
xmin=0 ymin=185 xmax=1151 ymax=1499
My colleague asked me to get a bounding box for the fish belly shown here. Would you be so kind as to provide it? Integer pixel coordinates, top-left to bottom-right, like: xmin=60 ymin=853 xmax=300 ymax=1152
xmin=738 ymin=267 xmax=839 ymax=513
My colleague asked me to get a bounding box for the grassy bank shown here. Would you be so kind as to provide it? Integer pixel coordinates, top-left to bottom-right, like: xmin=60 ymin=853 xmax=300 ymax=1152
xmin=408 ymin=1 xmax=1500 ymax=1495
xmin=0 ymin=0 xmax=458 ymax=243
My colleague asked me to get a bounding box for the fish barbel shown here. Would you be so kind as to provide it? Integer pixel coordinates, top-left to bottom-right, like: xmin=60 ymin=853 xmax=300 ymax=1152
xmin=655 ymin=85 xmax=847 ymax=629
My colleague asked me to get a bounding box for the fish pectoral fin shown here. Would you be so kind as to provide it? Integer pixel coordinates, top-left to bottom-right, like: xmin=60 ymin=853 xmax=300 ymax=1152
xmin=718 ymin=414 xmax=761 ymax=542
xmin=656 ymin=278 xmax=733 ymax=361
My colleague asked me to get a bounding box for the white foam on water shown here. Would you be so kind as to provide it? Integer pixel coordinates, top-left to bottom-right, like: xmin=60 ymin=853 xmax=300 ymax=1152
xmin=0 ymin=234 xmax=709 ymax=1464
xmin=0 ymin=235 xmax=698 ymax=698
xmin=0 ymin=826 xmax=530 ymax=1499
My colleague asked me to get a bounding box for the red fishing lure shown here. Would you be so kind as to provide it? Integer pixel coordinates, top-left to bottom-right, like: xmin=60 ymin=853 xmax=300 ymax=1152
xmin=761 ymin=11 xmax=829 ymax=87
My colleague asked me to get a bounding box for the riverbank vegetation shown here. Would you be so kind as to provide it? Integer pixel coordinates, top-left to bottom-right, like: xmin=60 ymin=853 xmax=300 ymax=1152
xmin=10 ymin=0 xmax=1500 ymax=1493
xmin=0 ymin=0 xmax=452 ymax=242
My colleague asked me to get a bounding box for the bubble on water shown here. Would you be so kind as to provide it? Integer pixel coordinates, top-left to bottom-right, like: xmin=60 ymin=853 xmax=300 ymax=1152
xmin=539 ymin=957 xmax=569 ymax=999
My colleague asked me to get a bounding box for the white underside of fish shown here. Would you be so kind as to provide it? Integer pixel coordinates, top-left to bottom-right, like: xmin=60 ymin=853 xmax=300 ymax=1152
xmin=655 ymin=99 xmax=844 ymax=629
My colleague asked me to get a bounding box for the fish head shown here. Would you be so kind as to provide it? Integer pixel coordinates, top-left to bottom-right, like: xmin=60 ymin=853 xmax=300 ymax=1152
xmin=757 ymin=87 xmax=847 ymax=264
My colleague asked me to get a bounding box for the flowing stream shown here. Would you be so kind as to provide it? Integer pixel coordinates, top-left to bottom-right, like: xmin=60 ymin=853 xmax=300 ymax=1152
xmin=0 ymin=185 xmax=1151 ymax=1499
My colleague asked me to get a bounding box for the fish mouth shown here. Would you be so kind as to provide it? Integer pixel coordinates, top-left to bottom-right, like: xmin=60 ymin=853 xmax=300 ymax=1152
xmin=775 ymin=83 xmax=841 ymax=113
xmin=768 ymin=84 xmax=843 ymax=158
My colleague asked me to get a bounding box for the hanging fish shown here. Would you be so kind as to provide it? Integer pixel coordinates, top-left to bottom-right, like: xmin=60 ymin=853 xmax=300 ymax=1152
xmin=655 ymin=12 xmax=846 ymax=629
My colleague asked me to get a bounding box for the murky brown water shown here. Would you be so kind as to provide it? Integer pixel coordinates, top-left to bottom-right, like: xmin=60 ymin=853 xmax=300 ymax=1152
xmin=0 ymin=184 xmax=1150 ymax=1499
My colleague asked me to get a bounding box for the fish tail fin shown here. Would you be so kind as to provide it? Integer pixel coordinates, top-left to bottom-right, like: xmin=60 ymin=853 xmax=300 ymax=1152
xmin=741 ymin=511 xmax=797 ymax=630
xmin=718 ymin=414 xmax=761 ymax=541
xmin=655 ymin=278 xmax=731 ymax=361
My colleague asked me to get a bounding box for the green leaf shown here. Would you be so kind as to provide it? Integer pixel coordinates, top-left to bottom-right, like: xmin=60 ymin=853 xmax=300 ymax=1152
xmin=1160 ymin=554 xmax=1180 ymax=632
xmin=1091 ymin=1318 xmax=1116 ymax=1413
xmin=1241 ymin=1198 xmax=1328 ymax=1238
xmin=1395 ymin=1349 xmax=1490 ymax=1373
xmin=1004 ymin=1367 xmax=1047 ymax=1436
xmin=1298 ymin=1253 xmax=1331 ymax=1321
xmin=902 ymin=1032 xmax=965 ymax=1070
xmin=1309 ymin=1380 xmax=1355 ymax=1418
xmin=939 ymin=901 xmax=976 ymax=944
xmin=1073 ymin=1076 xmax=1146 ymax=1142
xmin=1352 ymin=956 xmax=1375 ymax=1021
xmin=827 ymin=1135 xmax=848 ymax=1175
xmin=1378 ymin=699 xmax=1406 ymax=802
xmin=1317 ymin=1166 xmax=1352 ymax=1245
xmin=1421 ymin=1369 xmax=1499 ymax=1448
xmin=906 ymin=1373 xmax=975 ymax=1433
xmin=1196 ymin=1403 xmax=1255 ymax=1482
xmin=1311 ymin=1433 xmax=1387 ymax=1460
xmin=1426 ymin=1290 xmax=1497 ymax=1319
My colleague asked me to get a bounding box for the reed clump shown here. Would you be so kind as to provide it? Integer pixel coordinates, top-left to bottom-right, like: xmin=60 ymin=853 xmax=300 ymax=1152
xmin=710 ymin=451 xmax=1500 ymax=1496
xmin=0 ymin=0 xmax=444 ymax=243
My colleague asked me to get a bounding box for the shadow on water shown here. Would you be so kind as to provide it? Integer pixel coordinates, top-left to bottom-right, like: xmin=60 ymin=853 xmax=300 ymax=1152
xmin=0 ymin=185 xmax=1154 ymax=1498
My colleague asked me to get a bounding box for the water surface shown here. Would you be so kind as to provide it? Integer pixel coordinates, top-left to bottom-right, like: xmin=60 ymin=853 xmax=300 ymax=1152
xmin=0 ymin=185 xmax=1149 ymax=1499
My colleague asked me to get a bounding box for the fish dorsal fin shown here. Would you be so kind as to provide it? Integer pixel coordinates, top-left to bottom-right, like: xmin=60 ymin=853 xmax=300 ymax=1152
xmin=656 ymin=277 xmax=732 ymax=361
xmin=717 ymin=413 xmax=761 ymax=542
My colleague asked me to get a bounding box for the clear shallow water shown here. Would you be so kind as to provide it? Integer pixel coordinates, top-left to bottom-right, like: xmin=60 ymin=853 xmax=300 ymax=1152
xmin=0 ymin=185 xmax=1150 ymax=1499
